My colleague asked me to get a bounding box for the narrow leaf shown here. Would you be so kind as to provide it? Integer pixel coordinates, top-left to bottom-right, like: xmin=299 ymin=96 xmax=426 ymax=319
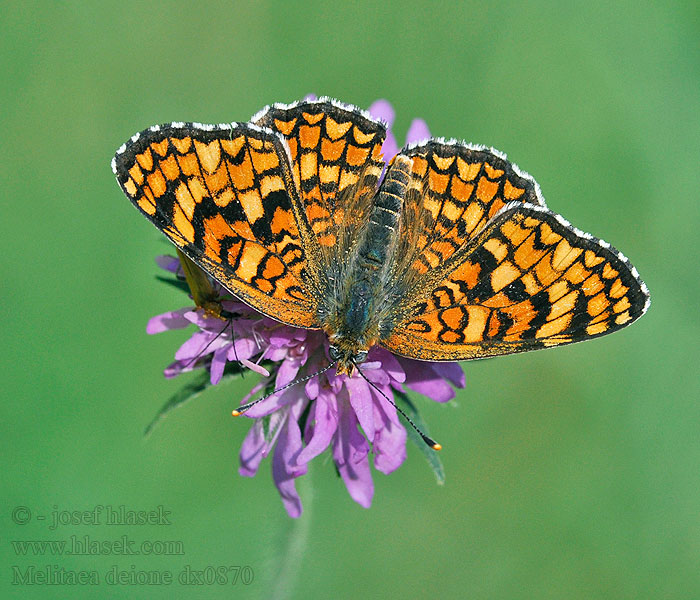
xmin=144 ymin=369 xmax=236 ymax=437
xmin=395 ymin=391 xmax=445 ymax=485
xmin=155 ymin=275 xmax=191 ymax=295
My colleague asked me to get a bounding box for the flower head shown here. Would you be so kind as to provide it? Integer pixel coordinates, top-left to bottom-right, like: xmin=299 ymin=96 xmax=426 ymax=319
xmin=147 ymin=100 xmax=465 ymax=517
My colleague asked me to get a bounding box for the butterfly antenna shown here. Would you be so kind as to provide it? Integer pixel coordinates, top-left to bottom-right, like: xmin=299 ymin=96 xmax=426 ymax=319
xmin=354 ymin=363 xmax=442 ymax=451
xmin=232 ymin=361 xmax=337 ymax=416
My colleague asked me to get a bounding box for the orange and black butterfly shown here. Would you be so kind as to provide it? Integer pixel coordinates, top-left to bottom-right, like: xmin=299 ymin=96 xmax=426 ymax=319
xmin=112 ymin=98 xmax=650 ymax=375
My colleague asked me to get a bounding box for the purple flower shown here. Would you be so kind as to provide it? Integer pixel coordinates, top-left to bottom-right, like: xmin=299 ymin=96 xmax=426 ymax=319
xmin=367 ymin=99 xmax=430 ymax=165
xmin=147 ymin=101 xmax=465 ymax=517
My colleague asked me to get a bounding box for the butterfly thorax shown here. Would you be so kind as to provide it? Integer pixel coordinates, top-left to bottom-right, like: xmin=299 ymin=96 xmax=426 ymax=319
xmin=323 ymin=157 xmax=412 ymax=374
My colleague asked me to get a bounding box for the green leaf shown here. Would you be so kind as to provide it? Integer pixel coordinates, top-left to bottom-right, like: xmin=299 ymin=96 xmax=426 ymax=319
xmin=143 ymin=357 xmax=275 ymax=437
xmin=155 ymin=274 xmax=191 ymax=295
xmin=143 ymin=369 xmax=236 ymax=437
xmin=394 ymin=391 xmax=445 ymax=485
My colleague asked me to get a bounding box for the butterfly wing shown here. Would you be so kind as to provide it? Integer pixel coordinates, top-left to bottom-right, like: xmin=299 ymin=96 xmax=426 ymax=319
xmin=388 ymin=140 xmax=545 ymax=294
xmin=112 ymin=122 xmax=321 ymax=327
xmin=252 ymin=99 xmax=387 ymax=259
xmin=381 ymin=164 xmax=650 ymax=360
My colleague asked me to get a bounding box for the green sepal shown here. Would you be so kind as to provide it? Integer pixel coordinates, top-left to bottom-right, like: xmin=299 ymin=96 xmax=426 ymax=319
xmin=394 ymin=390 xmax=445 ymax=485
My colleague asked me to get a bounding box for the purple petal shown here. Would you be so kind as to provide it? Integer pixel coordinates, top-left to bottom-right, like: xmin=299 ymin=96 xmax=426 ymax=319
xmin=365 ymin=368 xmax=392 ymax=389
xmin=372 ymin=348 xmax=406 ymax=383
xmin=221 ymin=300 xmax=248 ymax=315
xmin=275 ymin=357 xmax=301 ymax=389
xmin=333 ymin=401 xmax=374 ymax=508
xmin=304 ymin=93 xmax=317 ymax=101
xmin=359 ymin=359 xmax=382 ymax=370
xmin=368 ymin=390 xmax=407 ymax=473
xmin=371 ymin=385 xmax=401 ymax=427
xmin=174 ymin=331 xmax=220 ymax=361
xmin=327 ymin=371 xmax=345 ymax=394
xmin=210 ymin=345 xmax=229 ymax=385
xmin=229 ymin=337 xmax=257 ymax=361
xmin=239 ymin=420 xmax=266 ymax=477
xmin=403 ymin=362 xmax=456 ymax=403
xmin=368 ymin=99 xmax=395 ymax=127
xmin=297 ymin=392 xmax=338 ymax=464
xmin=240 ymin=407 xmax=288 ymax=473
xmin=243 ymin=386 xmax=303 ymax=419
xmin=262 ymin=409 xmax=289 ymax=454
xmin=163 ymin=359 xmax=193 ymax=379
xmin=373 ymin=421 xmax=407 ymax=474
xmin=381 ymin=131 xmax=399 ymax=163
xmin=268 ymin=326 xmax=306 ymax=348
xmin=346 ymin=376 xmax=375 ymax=441
xmin=272 ymin=405 xmax=307 ymax=517
xmin=264 ymin=346 xmax=290 ymax=362
xmin=405 ymin=118 xmax=430 ymax=145
xmin=368 ymin=99 xmax=398 ymax=162
xmin=184 ymin=310 xmax=222 ymax=330
xmin=146 ymin=308 xmax=191 ymax=334
xmin=304 ymin=373 xmax=320 ymax=400
xmin=277 ymin=402 xmax=306 ymax=474
xmin=155 ymin=254 xmax=181 ymax=273
xmin=359 ymin=361 xmax=394 ymax=390
xmin=433 ymin=362 xmax=466 ymax=388
xmin=272 ymin=461 xmax=303 ymax=518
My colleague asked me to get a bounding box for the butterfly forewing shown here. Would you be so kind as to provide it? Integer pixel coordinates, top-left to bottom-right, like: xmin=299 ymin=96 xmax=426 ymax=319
xmin=381 ymin=202 xmax=649 ymax=360
xmin=112 ymin=122 xmax=321 ymax=327
xmin=252 ymin=99 xmax=387 ymax=260
xmin=389 ymin=140 xmax=545 ymax=295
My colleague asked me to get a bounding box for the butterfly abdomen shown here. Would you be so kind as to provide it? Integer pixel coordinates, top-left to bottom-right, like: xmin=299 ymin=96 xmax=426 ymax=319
xmin=355 ymin=156 xmax=411 ymax=270
xmin=325 ymin=157 xmax=413 ymax=358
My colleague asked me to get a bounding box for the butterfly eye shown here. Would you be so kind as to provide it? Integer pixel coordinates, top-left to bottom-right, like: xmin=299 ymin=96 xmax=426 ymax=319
xmin=328 ymin=345 xmax=342 ymax=361
xmin=352 ymin=350 xmax=368 ymax=363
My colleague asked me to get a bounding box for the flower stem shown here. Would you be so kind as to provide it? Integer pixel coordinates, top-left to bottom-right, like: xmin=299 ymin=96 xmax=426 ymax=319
xmin=271 ymin=469 xmax=313 ymax=600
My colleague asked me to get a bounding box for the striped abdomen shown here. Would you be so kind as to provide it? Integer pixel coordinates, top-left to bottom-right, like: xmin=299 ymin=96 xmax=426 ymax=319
xmin=355 ymin=155 xmax=411 ymax=270
xmin=330 ymin=156 xmax=412 ymax=353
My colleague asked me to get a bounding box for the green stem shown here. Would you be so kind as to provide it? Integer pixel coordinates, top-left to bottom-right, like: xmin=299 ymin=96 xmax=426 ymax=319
xmin=271 ymin=468 xmax=313 ymax=600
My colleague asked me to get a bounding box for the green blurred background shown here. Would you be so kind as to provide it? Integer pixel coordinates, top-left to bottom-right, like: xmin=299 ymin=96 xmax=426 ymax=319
xmin=2 ymin=1 xmax=698 ymax=598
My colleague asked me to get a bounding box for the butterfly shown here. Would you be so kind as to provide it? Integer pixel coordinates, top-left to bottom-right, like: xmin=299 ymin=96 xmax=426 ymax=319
xmin=112 ymin=97 xmax=650 ymax=375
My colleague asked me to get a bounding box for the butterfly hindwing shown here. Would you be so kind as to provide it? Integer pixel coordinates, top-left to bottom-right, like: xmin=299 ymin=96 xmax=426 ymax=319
xmin=382 ymin=202 xmax=650 ymax=360
xmin=112 ymin=122 xmax=321 ymax=327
